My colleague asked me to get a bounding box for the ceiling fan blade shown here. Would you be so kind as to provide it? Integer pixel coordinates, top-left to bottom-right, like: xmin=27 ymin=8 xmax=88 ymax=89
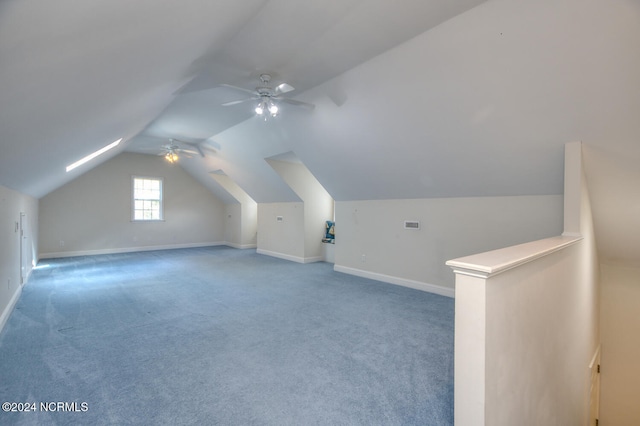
xmin=177 ymin=149 xmax=200 ymax=156
xmin=278 ymin=98 xmax=315 ymax=109
xmin=275 ymin=83 xmax=295 ymax=95
xmin=173 ymin=140 xmax=206 ymax=157
xmin=222 ymin=97 xmax=257 ymax=106
xmin=220 ymin=84 xmax=258 ymax=96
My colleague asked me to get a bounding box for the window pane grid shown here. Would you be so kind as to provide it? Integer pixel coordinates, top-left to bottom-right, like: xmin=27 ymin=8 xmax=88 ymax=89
xmin=133 ymin=177 xmax=162 ymax=221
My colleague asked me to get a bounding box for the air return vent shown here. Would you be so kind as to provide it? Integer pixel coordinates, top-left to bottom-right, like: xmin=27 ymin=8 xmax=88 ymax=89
xmin=404 ymin=220 xmax=420 ymax=230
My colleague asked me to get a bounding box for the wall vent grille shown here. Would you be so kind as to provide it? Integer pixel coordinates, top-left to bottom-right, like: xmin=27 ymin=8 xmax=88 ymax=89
xmin=404 ymin=220 xmax=420 ymax=230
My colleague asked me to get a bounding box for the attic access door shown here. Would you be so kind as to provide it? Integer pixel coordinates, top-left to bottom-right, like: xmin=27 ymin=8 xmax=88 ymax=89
xmin=20 ymin=212 xmax=28 ymax=285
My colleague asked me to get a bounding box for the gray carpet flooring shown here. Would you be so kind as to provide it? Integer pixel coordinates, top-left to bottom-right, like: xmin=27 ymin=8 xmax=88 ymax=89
xmin=0 ymin=246 xmax=454 ymax=425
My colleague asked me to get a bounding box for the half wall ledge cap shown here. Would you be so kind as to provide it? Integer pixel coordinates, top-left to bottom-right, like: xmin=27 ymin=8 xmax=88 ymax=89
xmin=446 ymin=235 xmax=582 ymax=279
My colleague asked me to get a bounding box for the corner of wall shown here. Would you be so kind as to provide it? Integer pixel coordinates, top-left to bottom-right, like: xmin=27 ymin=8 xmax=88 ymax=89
xmin=0 ymin=185 xmax=39 ymax=334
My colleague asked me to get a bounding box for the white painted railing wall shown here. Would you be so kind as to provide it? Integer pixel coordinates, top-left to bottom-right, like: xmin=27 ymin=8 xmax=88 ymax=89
xmin=447 ymin=142 xmax=599 ymax=425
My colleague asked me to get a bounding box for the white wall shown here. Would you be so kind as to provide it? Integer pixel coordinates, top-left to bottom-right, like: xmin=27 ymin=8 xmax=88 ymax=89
xmin=224 ymin=202 xmax=258 ymax=249
xmin=335 ymin=195 xmax=563 ymax=294
xmin=224 ymin=203 xmax=242 ymax=247
xmin=0 ymin=185 xmax=38 ymax=332
xmin=266 ymin=158 xmax=334 ymax=261
xmin=599 ymin=262 xmax=640 ymax=425
xmin=211 ymin=173 xmax=258 ymax=249
xmin=39 ymin=152 xmax=225 ymax=257
xmin=241 ymin=201 xmax=258 ymax=248
xmin=484 ymin=161 xmax=598 ymax=426
xmin=448 ymin=142 xmax=600 ymax=425
xmin=484 ymin=240 xmax=597 ymax=425
xmin=257 ymin=202 xmax=305 ymax=262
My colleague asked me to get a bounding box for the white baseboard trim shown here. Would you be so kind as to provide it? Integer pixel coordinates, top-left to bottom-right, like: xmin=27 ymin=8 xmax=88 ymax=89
xmin=333 ymin=264 xmax=455 ymax=298
xmin=0 ymin=286 xmax=22 ymax=334
xmin=39 ymin=242 xmax=226 ymax=259
xmin=224 ymin=242 xmax=258 ymax=249
xmin=257 ymin=249 xmax=323 ymax=264
xmin=22 ymin=267 xmax=33 ymax=286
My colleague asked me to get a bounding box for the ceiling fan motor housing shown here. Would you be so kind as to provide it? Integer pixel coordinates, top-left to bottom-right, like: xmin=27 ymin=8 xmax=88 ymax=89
xmin=259 ymin=74 xmax=272 ymax=84
xmin=257 ymin=87 xmax=274 ymax=97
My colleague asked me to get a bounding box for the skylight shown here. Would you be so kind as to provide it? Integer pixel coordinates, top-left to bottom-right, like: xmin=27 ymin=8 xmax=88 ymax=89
xmin=66 ymin=138 xmax=122 ymax=172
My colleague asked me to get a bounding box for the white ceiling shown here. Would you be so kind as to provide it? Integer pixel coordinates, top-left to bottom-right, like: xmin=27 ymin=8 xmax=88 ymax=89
xmin=0 ymin=0 xmax=639 ymax=263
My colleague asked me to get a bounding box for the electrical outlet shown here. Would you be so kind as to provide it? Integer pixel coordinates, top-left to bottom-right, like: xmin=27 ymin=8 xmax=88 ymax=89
xmin=361 ymin=254 xmax=366 ymax=263
xmin=59 ymin=240 xmax=65 ymax=248
xmin=7 ymin=278 xmax=11 ymax=290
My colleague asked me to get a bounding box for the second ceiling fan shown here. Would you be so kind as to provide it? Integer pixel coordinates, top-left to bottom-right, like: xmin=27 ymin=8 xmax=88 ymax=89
xmin=157 ymin=139 xmax=211 ymax=163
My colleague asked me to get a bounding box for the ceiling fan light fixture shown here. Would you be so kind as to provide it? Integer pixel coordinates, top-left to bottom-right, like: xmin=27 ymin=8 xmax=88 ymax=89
xmin=165 ymin=151 xmax=179 ymax=163
xmin=256 ymin=98 xmax=278 ymax=117
xmin=223 ymin=74 xmax=313 ymax=117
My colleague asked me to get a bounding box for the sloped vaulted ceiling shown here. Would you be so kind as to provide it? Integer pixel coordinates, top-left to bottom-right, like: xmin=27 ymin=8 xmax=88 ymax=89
xmin=280 ymin=0 xmax=640 ymax=202
xmin=1 ymin=0 xmax=639 ymax=262
xmin=0 ymin=0 xmax=266 ymax=196
xmin=0 ymin=0 xmax=488 ymax=199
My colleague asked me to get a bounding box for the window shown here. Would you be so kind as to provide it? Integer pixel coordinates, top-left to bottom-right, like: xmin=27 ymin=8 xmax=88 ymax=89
xmin=132 ymin=177 xmax=163 ymax=221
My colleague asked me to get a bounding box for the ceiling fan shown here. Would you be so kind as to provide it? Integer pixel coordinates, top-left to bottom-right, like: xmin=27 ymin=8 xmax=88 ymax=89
xmin=221 ymin=74 xmax=314 ymax=116
xmin=157 ymin=139 xmax=209 ymax=163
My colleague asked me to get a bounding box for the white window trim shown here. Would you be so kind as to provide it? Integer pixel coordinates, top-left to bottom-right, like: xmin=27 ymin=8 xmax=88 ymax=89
xmin=131 ymin=176 xmax=164 ymax=222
